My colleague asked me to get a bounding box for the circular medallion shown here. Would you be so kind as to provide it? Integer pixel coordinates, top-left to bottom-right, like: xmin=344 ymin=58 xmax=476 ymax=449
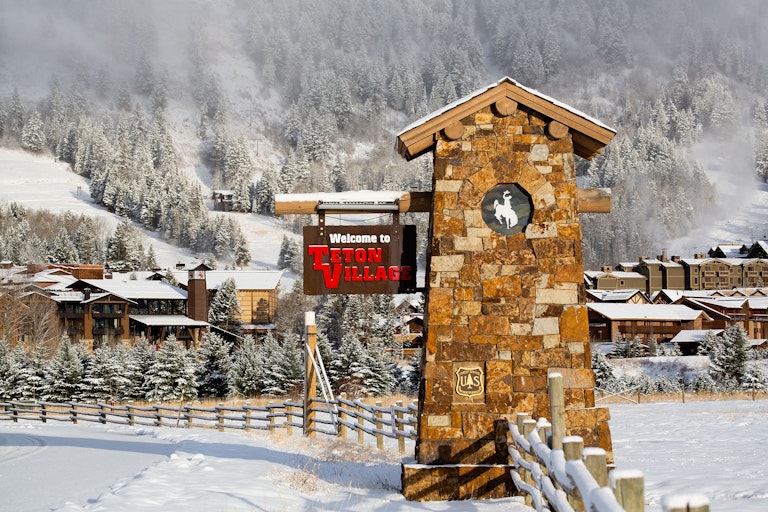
xmin=481 ymin=184 xmax=532 ymax=235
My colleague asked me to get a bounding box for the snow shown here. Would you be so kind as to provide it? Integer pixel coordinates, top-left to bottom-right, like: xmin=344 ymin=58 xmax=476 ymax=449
xmin=2 ymin=399 xmax=767 ymax=510
xmin=0 ymin=148 xmax=299 ymax=291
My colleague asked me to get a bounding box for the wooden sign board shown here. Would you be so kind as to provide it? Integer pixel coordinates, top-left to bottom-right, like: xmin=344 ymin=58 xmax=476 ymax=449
xmin=303 ymin=225 xmax=417 ymax=295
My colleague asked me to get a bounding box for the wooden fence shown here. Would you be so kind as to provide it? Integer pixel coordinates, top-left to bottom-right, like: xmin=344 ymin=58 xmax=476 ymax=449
xmin=0 ymin=395 xmax=418 ymax=452
xmin=508 ymin=373 xmax=710 ymax=512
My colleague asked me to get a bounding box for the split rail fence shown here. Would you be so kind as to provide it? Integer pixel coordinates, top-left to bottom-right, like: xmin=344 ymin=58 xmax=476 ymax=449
xmin=0 ymin=395 xmax=418 ymax=452
xmin=508 ymin=372 xmax=710 ymax=512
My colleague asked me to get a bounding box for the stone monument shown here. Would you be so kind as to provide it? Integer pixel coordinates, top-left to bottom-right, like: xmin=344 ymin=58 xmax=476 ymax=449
xmin=396 ymin=77 xmax=616 ymax=501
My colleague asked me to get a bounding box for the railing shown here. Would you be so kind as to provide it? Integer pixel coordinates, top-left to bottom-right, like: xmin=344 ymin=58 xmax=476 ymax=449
xmin=508 ymin=373 xmax=710 ymax=512
xmin=0 ymin=396 xmax=418 ymax=452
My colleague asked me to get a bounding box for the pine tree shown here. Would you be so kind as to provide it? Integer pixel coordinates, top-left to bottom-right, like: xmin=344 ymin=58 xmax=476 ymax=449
xmin=208 ymin=277 xmax=242 ymax=331
xmin=709 ymin=324 xmax=750 ymax=386
xmin=145 ymin=336 xmax=198 ymax=402
xmin=81 ymin=345 xmax=132 ymax=402
xmin=592 ymin=351 xmax=617 ymax=390
xmin=697 ymin=331 xmax=721 ymax=356
xmin=331 ymin=330 xmax=368 ymax=397
xmin=48 ymin=227 xmax=79 ymax=264
xmin=0 ymin=339 xmax=17 ymax=401
xmin=21 ymin=110 xmax=46 ymax=152
xmin=742 ymin=363 xmax=767 ymax=395
xmin=126 ymin=335 xmax=156 ymax=400
xmin=260 ymin=332 xmax=303 ymax=396
xmin=15 ymin=343 xmax=48 ymax=400
xmin=196 ymin=332 xmax=233 ymax=398
xmin=229 ymin=335 xmax=264 ymax=397
xmin=43 ymin=336 xmax=84 ymax=402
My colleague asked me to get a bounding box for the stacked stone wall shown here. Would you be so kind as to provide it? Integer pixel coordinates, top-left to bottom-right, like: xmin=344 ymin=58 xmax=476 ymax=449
xmin=417 ymin=103 xmax=611 ymax=468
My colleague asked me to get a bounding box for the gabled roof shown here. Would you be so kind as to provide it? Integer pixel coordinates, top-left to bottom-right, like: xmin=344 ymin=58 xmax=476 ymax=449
xmin=68 ymin=279 xmax=187 ymax=301
xmin=586 ymin=289 xmax=649 ymax=303
xmin=396 ymin=76 xmax=616 ymax=161
xmin=130 ymin=315 xmax=209 ymax=327
xmin=172 ymin=270 xmax=284 ymax=291
xmin=586 ymin=303 xmax=705 ymax=322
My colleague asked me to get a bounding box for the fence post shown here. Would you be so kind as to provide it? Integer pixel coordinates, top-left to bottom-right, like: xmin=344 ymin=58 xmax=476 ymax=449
xmin=40 ymin=402 xmax=47 ymax=423
xmin=357 ymin=400 xmax=365 ymax=445
xmin=126 ymin=402 xmax=135 ymax=427
xmin=268 ymin=401 xmax=276 ymax=435
xmin=244 ymin=402 xmax=252 ymax=432
xmin=216 ymin=402 xmax=225 ymax=432
xmin=375 ymin=400 xmax=384 ymax=450
xmin=303 ymin=311 xmax=317 ymax=439
xmin=71 ymin=402 xmax=78 ymax=424
xmin=611 ymin=469 xmax=645 ymax=512
xmin=11 ymin=402 xmax=18 ymax=423
xmin=285 ymin=402 xmax=293 ymax=436
xmin=563 ymin=436 xmax=585 ymax=510
xmin=395 ymin=400 xmax=405 ymax=453
xmin=155 ymin=403 xmax=162 ymax=427
xmin=583 ymin=447 xmax=610 ymax=487
xmin=548 ymin=373 xmax=565 ymax=450
xmin=99 ymin=403 xmax=107 ymax=424
xmin=338 ymin=393 xmax=348 ymax=441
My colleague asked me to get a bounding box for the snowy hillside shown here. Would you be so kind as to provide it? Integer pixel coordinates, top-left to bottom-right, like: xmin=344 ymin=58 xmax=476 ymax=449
xmin=0 ymin=148 xmax=298 ymax=280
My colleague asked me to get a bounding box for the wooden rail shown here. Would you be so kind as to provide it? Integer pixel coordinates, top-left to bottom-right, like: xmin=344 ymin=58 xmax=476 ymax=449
xmin=0 ymin=396 xmax=418 ymax=452
xmin=508 ymin=373 xmax=710 ymax=512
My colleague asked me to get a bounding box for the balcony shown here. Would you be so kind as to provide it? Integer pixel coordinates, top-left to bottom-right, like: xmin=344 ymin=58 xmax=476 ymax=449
xmin=91 ymin=310 xmax=124 ymax=319
xmin=92 ymin=327 xmax=124 ymax=336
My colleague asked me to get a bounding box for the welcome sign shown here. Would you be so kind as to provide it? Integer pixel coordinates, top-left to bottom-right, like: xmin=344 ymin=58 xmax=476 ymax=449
xmin=303 ymin=225 xmax=417 ymax=295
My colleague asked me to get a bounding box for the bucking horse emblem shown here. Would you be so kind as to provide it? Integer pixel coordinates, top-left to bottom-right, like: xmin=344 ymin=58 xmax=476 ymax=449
xmin=493 ymin=189 xmax=518 ymax=229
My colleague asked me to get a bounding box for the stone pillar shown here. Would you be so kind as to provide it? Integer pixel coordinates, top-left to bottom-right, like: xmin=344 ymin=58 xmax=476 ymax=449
xmin=401 ymin=98 xmax=612 ymax=501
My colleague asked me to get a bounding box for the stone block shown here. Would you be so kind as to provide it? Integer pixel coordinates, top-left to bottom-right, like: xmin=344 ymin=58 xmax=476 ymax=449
xmin=532 ymin=182 xmax=556 ymax=209
xmin=532 ymin=316 xmax=559 ymax=335
xmin=453 ymin=237 xmax=484 ymax=252
xmin=525 ymin=222 xmax=558 ymax=239
xmin=549 ymin=367 xmax=596 ymax=389
xmin=529 ymin=144 xmax=549 ymax=162
xmin=436 ymin=140 xmax=462 ymax=157
xmin=427 ymin=414 xmax=451 ymax=427
xmin=431 ymin=255 xmax=465 ymax=272
xmin=535 ymin=288 xmax=578 ymax=304
xmin=468 ymin=162 xmax=497 ymax=192
xmin=468 ymin=315 xmax=510 ymax=336
xmin=481 ymin=275 xmax=522 ymax=299
xmin=435 ymin=179 xmax=463 ymax=192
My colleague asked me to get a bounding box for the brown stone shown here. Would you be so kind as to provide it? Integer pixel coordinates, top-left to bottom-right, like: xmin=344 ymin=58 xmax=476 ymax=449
xmin=468 ymin=315 xmax=510 ymax=336
xmin=559 ymin=305 xmax=590 ymax=343
xmin=511 ymin=374 xmax=547 ymax=393
xmin=425 ymin=361 xmax=453 ymax=380
xmin=480 ymin=302 xmax=520 ymax=317
xmin=433 ymin=212 xmax=466 ymax=237
xmin=436 ymin=140 xmax=462 ymax=158
xmin=530 ymin=348 xmax=570 ymax=369
xmin=428 ymin=287 xmax=454 ymax=325
xmin=438 ymin=342 xmax=498 ymax=361
xmin=457 ymin=181 xmax=482 ymax=210
xmin=486 ymin=361 xmax=514 ymax=394
xmin=555 ymin=263 xmax=584 ymax=283
xmin=481 ymin=275 xmax=522 ymax=299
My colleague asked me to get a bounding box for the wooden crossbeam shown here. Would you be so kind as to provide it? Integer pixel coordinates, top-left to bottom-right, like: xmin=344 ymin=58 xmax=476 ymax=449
xmin=274 ymin=189 xmax=609 ymax=214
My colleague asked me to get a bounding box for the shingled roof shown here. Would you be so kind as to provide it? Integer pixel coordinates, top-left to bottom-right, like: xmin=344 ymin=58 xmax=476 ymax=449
xmin=396 ymin=76 xmax=616 ymax=161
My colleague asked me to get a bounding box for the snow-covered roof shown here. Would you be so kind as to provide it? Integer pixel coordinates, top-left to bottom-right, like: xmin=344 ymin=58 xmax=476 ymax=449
xmin=130 ymin=315 xmax=209 ymax=327
xmin=74 ymin=279 xmax=187 ymax=301
xmin=172 ymin=270 xmax=284 ymax=291
xmin=396 ymin=76 xmax=616 ymax=161
xmin=586 ymin=289 xmax=647 ymax=302
xmin=397 ymin=76 xmax=615 ymax=137
xmin=670 ymin=329 xmax=723 ymax=344
xmin=587 ymin=303 xmax=703 ymax=321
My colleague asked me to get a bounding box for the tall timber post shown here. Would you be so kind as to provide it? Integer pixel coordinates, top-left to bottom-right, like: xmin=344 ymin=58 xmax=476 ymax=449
xmin=396 ymin=77 xmax=616 ymax=501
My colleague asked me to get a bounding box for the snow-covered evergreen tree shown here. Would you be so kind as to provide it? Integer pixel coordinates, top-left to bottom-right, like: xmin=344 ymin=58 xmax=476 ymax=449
xmin=126 ymin=335 xmax=156 ymax=400
xmin=15 ymin=343 xmax=47 ymax=400
xmin=21 ymin=109 xmax=46 ymax=152
xmin=48 ymin=227 xmax=79 ymax=264
xmin=145 ymin=336 xmax=198 ymax=402
xmin=229 ymin=335 xmax=264 ymax=397
xmin=742 ymin=362 xmax=767 ymax=395
xmin=709 ymin=324 xmax=750 ymax=386
xmin=43 ymin=336 xmax=84 ymax=402
xmin=592 ymin=351 xmax=617 ymax=390
xmin=261 ymin=332 xmax=303 ymax=396
xmin=208 ymin=277 xmax=242 ymax=331
xmin=81 ymin=345 xmax=132 ymax=402
xmin=196 ymin=332 xmax=233 ymax=398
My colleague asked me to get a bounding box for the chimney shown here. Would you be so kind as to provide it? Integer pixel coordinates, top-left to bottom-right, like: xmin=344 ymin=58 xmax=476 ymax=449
xmin=661 ymin=248 xmax=668 ymax=262
xmin=187 ymin=267 xmax=208 ymax=322
xmin=601 ymin=265 xmax=613 ymax=273
xmin=84 ymin=288 xmax=91 ymax=300
xmin=672 ymin=255 xmax=681 ymax=263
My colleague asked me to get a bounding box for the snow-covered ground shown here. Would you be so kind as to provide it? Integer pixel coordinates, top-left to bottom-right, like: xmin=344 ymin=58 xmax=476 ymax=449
xmin=1 ymin=399 xmax=766 ymax=511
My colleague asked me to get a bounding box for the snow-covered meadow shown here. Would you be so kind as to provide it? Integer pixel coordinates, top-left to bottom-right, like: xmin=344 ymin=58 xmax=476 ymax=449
xmin=1 ymin=398 xmax=767 ymax=511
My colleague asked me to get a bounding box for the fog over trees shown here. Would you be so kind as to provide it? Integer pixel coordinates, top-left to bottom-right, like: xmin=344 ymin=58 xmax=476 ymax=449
xmin=1 ymin=0 xmax=767 ymax=267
